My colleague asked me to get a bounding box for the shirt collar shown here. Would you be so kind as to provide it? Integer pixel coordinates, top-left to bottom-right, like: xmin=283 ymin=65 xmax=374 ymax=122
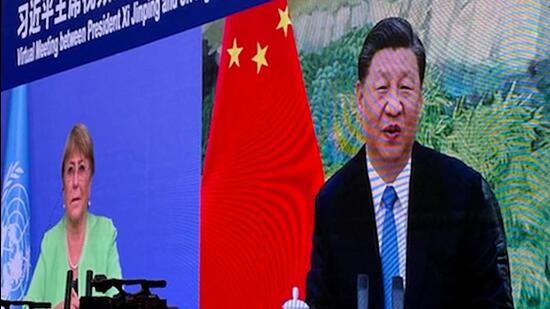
xmin=365 ymin=149 xmax=412 ymax=210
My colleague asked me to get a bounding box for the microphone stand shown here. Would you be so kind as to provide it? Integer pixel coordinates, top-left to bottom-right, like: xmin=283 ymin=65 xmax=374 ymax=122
xmin=64 ymin=270 xmax=74 ymax=309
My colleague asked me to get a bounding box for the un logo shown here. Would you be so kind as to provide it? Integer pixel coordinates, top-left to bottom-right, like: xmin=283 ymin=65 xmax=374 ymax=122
xmin=1 ymin=161 xmax=31 ymax=300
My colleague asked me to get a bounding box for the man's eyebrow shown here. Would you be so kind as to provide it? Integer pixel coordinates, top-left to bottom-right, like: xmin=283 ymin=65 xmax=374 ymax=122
xmin=373 ymin=69 xmax=389 ymax=78
xmin=373 ymin=70 xmax=416 ymax=80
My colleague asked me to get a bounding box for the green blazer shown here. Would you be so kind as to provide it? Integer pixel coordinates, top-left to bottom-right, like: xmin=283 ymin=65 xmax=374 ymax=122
xmin=25 ymin=213 xmax=122 ymax=305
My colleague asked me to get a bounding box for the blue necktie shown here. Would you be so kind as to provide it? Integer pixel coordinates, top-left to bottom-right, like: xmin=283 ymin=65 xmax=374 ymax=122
xmin=381 ymin=186 xmax=399 ymax=309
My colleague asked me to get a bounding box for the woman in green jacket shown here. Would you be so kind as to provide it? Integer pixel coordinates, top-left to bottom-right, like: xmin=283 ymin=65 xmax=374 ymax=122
xmin=26 ymin=123 xmax=122 ymax=309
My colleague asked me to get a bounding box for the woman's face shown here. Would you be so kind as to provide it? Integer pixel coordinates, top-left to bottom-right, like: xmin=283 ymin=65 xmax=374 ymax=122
xmin=63 ymin=151 xmax=92 ymax=223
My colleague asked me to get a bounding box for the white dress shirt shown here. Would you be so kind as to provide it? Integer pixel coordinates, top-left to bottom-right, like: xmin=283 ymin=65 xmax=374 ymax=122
xmin=366 ymin=153 xmax=411 ymax=287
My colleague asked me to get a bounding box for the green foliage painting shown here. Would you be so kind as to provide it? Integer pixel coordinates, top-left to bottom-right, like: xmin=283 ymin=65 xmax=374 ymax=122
xmin=299 ymin=21 xmax=550 ymax=308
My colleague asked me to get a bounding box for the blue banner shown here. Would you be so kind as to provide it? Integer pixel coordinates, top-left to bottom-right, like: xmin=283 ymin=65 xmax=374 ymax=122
xmin=1 ymin=85 xmax=31 ymax=301
xmin=1 ymin=0 xmax=268 ymax=91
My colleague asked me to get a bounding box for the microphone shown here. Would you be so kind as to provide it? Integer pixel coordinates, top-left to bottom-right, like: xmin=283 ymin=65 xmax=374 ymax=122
xmin=391 ymin=276 xmax=404 ymax=309
xmin=64 ymin=270 xmax=74 ymax=309
xmin=85 ymin=270 xmax=93 ymax=297
xmin=357 ymin=274 xmax=369 ymax=309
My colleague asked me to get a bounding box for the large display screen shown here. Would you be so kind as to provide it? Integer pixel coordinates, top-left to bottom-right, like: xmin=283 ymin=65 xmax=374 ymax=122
xmin=2 ymin=1 xmax=549 ymax=308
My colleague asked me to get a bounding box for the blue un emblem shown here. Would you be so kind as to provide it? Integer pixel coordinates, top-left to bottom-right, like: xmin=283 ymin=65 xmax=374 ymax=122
xmin=1 ymin=161 xmax=31 ymax=300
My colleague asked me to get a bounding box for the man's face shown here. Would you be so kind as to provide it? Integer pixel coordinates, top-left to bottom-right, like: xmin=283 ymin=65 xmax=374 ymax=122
xmin=356 ymin=47 xmax=423 ymax=163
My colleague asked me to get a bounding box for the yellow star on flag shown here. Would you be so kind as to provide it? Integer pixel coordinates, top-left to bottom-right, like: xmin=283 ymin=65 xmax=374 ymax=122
xmin=227 ymin=38 xmax=243 ymax=68
xmin=276 ymin=6 xmax=292 ymax=37
xmin=252 ymin=43 xmax=268 ymax=74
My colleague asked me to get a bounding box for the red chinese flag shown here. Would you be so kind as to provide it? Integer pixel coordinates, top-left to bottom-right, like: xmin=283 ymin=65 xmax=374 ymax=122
xmin=200 ymin=0 xmax=325 ymax=307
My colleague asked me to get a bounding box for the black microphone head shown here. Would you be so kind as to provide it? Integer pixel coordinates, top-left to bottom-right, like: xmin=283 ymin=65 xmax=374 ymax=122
xmin=357 ymin=274 xmax=369 ymax=309
xmin=391 ymin=276 xmax=404 ymax=309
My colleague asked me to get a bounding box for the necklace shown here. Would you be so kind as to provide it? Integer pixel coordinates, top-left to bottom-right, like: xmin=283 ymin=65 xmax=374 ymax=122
xmin=66 ymin=233 xmax=82 ymax=270
xmin=68 ymin=254 xmax=79 ymax=270
xmin=66 ymin=219 xmax=86 ymax=271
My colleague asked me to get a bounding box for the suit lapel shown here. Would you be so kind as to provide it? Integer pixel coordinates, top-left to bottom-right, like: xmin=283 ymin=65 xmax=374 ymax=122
xmin=405 ymin=142 xmax=435 ymax=308
xmin=347 ymin=146 xmax=384 ymax=308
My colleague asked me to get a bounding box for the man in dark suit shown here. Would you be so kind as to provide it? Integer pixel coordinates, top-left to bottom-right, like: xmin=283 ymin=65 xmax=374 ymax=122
xmin=306 ymin=17 xmax=513 ymax=309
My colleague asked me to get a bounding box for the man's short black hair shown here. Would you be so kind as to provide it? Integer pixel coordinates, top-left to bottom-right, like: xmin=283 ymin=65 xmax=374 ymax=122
xmin=358 ymin=17 xmax=426 ymax=85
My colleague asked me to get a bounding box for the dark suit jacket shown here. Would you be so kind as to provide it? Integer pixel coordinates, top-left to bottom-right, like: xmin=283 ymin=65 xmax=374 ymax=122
xmin=306 ymin=142 xmax=513 ymax=309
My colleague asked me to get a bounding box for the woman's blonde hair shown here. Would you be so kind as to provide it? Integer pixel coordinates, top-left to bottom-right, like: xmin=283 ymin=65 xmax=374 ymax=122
xmin=61 ymin=123 xmax=95 ymax=179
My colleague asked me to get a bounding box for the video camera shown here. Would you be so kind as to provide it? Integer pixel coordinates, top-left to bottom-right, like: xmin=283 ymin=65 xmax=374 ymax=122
xmin=78 ymin=270 xmax=173 ymax=309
